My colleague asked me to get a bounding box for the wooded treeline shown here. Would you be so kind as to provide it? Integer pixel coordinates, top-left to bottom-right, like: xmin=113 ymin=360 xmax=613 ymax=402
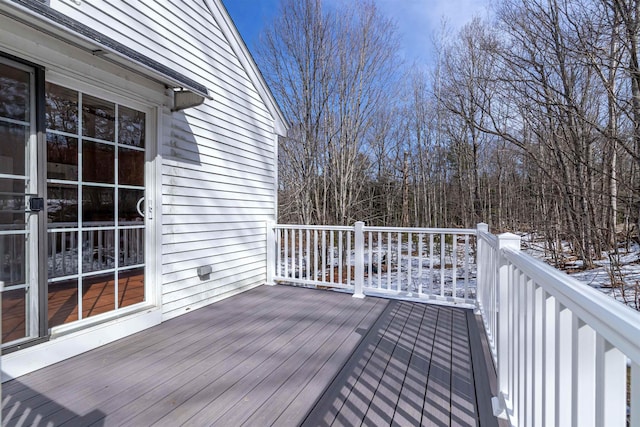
xmin=257 ymin=0 xmax=640 ymax=268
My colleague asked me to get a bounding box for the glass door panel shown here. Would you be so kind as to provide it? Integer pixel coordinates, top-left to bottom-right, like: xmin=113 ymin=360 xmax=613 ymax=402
xmin=0 ymin=59 xmax=38 ymax=345
xmin=46 ymin=82 xmax=146 ymax=327
xmin=48 ymin=278 xmax=78 ymax=327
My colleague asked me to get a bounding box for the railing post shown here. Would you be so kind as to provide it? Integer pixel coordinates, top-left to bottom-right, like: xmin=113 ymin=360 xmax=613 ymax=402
xmin=476 ymin=223 xmax=489 ymax=314
xmin=0 ymin=280 xmax=3 ymax=425
xmin=266 ymin=220 xmax=276 ymax=286
xmin=632 ymin=362 xmax=640 ymax=427
xmin=353 ymin=221 xmax=365 ymax=299
xmin=493 ymin=232 xmax=521 ymax=420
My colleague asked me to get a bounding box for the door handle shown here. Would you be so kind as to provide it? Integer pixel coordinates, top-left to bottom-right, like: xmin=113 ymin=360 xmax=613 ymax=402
xmin=29 ymin=197 xmax=44 ymax=212
xmin=136 ymin=197 xmax=145 ymax=217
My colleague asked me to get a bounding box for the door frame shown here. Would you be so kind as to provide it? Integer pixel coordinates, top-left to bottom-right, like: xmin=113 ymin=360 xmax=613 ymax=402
xmin=1 ymin=52 xmax=162 ymax=353
xmin=0 ymin=14 xmax=165 ymax=376
xmin=44 ymin=71 xmax=159 ymax=336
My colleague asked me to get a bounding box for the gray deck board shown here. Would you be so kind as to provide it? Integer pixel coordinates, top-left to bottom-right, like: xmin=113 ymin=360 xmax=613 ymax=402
xmin=303 ymin=301 xmax=499 ymax=427
xmin=190 ymin=295 xmax=386 ymax=426
xmin=1 ymin=285 xmax=500 ymax=426
xmin=422 ymin=306 xmax=453 ymax=426
xmin=270 ymin=299 xmax=385 ymax=426
xmin=85 ymin=287 xmax=344 ymax=425
xmin=4 ymin=287 xmax=276 ymax=397
xmin=3 ymin=287 xmax=284 ymax=424
xmin=135 ymin=290 xmax=364 ymax=425
xmin=392 ymin=302 xmax=435 ymax=426
xmin=362 ymin=303 xmax=417 ymax=426
xmin=306 ymin=298 xmax=400 ymax=426
xmin=450 ymin=309 xmax=477 ymax=426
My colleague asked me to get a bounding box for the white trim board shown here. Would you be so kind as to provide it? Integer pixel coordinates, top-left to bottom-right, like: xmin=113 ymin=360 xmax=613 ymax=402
xmin=1 ymin=308 xmax=162 ymax=382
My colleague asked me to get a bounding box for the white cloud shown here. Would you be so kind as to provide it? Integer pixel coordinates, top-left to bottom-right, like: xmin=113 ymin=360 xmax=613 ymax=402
xmin=297 ymin=0 xmax=492 ymax=65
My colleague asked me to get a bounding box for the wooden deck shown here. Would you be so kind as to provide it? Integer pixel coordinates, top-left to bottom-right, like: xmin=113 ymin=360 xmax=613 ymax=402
xmin=1 ymin=285 xmax=499 ymax=426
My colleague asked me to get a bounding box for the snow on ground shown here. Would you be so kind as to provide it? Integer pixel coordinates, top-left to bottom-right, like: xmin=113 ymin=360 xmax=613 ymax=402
xmin=277 ymin=240 xmax=477 ymax=300
xmin=279 ymin=234 xmax=640 ymax=310
xmin=522 ymin=234 xmax=640 ymax=310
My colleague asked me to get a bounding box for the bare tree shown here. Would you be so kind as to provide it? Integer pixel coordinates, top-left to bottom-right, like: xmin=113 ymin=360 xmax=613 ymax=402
xmin=258 ymin=0 xmax=401 ymax=225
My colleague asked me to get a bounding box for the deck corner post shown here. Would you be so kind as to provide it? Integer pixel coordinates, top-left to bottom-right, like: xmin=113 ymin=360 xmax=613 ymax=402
xmin=496 ymin=232 xmax=521 ymax=411
xmin=353 ymin=221 xmax=365 ymax=299
xmin=266 ymin=220 xmax=276 ymax=286
xmin=475 ymin=223 xmax=489 ymax=313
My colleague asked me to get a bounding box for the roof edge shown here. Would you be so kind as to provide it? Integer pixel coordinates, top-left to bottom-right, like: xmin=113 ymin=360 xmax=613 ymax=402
xmin=4 ymin=0 xmax=211 ymax=100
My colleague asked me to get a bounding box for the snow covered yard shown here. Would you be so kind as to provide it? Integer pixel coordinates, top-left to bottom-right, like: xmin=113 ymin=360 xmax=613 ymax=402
xmin=277 ymin=227 xmax=640 ymax=311
xmin=276 ymin=235 xmax=477 ymax=302
xmin=523 ymin=235 xmax=640 ymax=310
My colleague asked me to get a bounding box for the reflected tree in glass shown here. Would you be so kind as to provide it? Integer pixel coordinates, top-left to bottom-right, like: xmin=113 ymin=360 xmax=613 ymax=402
xmin=45 ymin=83 xmax=78 ymax=134
xmin=82 ymin=95 xmax=115 ymax=141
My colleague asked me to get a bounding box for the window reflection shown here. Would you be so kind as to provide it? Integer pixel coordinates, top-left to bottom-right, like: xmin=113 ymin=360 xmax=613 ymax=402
xmin=0 ymin=122 xmax=28 ymax=176
xmin=0 ymin=191 xmax=26 ymax=227
xmin=43 ymin=82 xmax=147 ymax=325
xmin=118 ymin=268 xmax=144 ymax=307
xmin=48 ymin=229 xmax=79 ymax=278
xmin=82 ymin=186 xmax=114 ymax=225
xmin=48 ymin=279 xmax=78 ymax=327
xmin=0 ymin=179 xmax=26 ymax=227
xmin=119 ymin=188 xmax=144 ymax=223
xmin=83 ymin=141 xmax=114 ymax=184
xmin=47 ymin=184 xmax=78 ymax=225
xmin=45 ymin=83 xmax=78 ymax=134
xmin=82 ymin=229 xmax=115 ymax=272
xmin=0 ymin=234 xmax=25 ymax=286
xmin=2 ymin=289 xmax=26 ymax=342
xmin=83 ymin=274 xmax=115 ymax=318
xmin=119 ymin=147 xmax=144 ymax=186
xmin=0 ymin=63 xmax=30 ymax=122
xmin=82 ymin=94 xmax=115 ymax=141
xmin=120 ymin=230 xmax=144 ymax=267
xmin=47 ymin=133 xmax=78 ymax=180
xmin=119 ymin=105 xmax=145 ymax=148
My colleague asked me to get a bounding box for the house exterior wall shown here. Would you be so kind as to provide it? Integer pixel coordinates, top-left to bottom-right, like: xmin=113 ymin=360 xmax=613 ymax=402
xmin=41 ymin=0 xmax=281 ymax=320
xmin=0 ymin=0 xmax=284 ymax=379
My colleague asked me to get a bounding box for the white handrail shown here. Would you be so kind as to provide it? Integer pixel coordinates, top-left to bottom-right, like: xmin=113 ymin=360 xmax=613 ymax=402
xmin=364 ymin=225 xmax=477 ymax=235
xmin=474 ymin=228 xmax=640 ymax=427
xmin=502 ymin=248 xmax=640 ymax=363
xmin=273 ymin=224 xmax=353 ymax=231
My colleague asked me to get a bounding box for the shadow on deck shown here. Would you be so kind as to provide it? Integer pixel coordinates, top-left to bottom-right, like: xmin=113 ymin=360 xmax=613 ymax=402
xmin=1 ymin=285 xmax=500 ymax=426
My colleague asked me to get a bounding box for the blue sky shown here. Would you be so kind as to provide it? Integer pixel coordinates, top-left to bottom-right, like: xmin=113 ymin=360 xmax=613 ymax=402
xmin=221 ymin=0 xmax=491 ymax=66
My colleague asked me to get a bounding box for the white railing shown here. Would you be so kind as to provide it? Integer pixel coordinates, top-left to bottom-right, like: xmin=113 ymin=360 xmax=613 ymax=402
xmin=361 ymin=225 xmax=476 ymax=303
xmin=476 ymin=224 xmax=640 ymax=427
xmin=267 ymin=221 xmax=477 ymax=305
xmin=48 ymin=223 xmax=144 ymax=278
xmin=267 ymin=221 xmax=640 ymax=426
xmin=476 ymin=223 xmax=500 ymax=362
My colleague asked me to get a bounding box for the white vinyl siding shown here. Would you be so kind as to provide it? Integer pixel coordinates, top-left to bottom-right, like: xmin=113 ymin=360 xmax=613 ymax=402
xmin=46 ymin=0 xmax=279 ymax=319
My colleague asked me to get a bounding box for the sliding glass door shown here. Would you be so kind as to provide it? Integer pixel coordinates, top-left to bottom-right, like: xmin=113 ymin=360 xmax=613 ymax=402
xmin=0 ymin=58 xmax=41 ymax=345
xmin=46 ymin=82 xmax=147 ymax=327
xmin=1 ymin=54 xmax=149 ymax=348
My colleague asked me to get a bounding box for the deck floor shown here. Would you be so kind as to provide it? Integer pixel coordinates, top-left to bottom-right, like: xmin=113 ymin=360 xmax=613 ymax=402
xmin=1 ymin=285 xmax=499 ymax=426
